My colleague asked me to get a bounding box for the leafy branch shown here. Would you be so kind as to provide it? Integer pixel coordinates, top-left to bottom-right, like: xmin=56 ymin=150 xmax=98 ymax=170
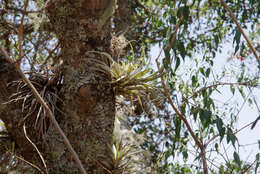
xmin=221 ymin=0 xmax=260 ymax=65
xmin=157 ymin=6 xmax=209 ymax=173
xmin=187 ymin=78 xmax=260 ymax=101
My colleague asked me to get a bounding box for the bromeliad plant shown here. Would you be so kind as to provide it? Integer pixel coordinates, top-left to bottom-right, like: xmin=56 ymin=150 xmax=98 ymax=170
xmin=88 ymin=48 xmax=164 ymax=111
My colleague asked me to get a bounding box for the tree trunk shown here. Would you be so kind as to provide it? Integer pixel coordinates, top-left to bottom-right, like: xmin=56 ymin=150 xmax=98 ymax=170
xmin=0 ymin=0 xmax=117 ymax=173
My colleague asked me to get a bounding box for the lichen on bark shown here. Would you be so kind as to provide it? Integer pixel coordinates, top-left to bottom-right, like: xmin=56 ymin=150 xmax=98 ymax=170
xmin=44 ymin=0 xmax=117 ymax=173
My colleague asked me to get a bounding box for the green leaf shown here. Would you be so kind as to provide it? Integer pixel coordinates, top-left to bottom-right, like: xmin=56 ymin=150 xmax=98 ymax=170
xmin=199 ymin=109 xmax=212 ymax=128
xmin=164 ymin=48 xmax=170 ymax=61
xmin=178 ymin=41 xmax=186 ymax=60
xmin=183 ymin=6 xmax=190 ymax=21
xmin=199 ymin=67 xmax=205 ymax=76
xmin=175 ymin=56 xmax=180 ymax=71
xmin=164 ymin=150 xmax=171 ymax=159
xmin=256 ymin=161 xmax=260 ymax=174
xmin=205 ymin=68 xmax=210 ymax=77
xmin=182 ymin=150 xmax=188 ymax=160
xmin=216 ymin=117 xmax=225 ymax=140
xmin=215 ymin=143 xmax=219 ymax=152
xmin=192 ymin=75 xmax=197 ymax=87
xmin=214 ymin=35 xmax=219 ymax=48
xmin=204 ymin=110 xmax=212 ymax=125
xmin=233 ymin=29 xmax=241 ymax=53
xmin=255 ymin=154 xmax=260 ymax=174
xmin=227 ymin=128 xmax=236 ymax=147
xmin=191 ymin=106 xmax=199 ymax=120
xmin=238 ymin=87 xmax=245 ymax=99
xmin=170 ymin=15 xmax=176 ymax=24
xmin=208 ymin=98 xmax=215 ymax=110
xmin=230 ymin=85 xmax=235 ymax=95
xmin=181 ymin=103 xmax=186 ymax=114
xmin=233 ymin=151 xmax=241 ymax=167
xmin=177 ymin=7 xmax=184 ymax=18
xmin=174 ymin=116 xmax=181 ymax=140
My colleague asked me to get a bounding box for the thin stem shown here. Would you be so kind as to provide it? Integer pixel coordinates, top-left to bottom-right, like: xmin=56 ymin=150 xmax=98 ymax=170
xmin=17 ymin=0 xmax=29 ymax=65
xmin=0 ymin=46 xmax=87 ymax=174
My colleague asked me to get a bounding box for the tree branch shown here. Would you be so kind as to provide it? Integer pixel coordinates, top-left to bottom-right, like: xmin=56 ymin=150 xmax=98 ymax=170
xmin=17 ymin=0 xmax=29 ymax=65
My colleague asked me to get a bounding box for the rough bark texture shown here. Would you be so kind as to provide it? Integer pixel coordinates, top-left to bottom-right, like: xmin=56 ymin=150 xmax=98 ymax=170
xmin=44 ymin=1 xmax=115 ymax=173
xmin=0 ymin=55 xmax=44 ymax=166
xmin=0 ymin=0 xmax=117 ymax=173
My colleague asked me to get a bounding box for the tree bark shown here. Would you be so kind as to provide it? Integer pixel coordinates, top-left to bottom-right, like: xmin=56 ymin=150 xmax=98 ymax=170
xmin=0 ymin=54 xmax=44 ymax=166
xmin=0 ymin=0 xmax=117 ymax=173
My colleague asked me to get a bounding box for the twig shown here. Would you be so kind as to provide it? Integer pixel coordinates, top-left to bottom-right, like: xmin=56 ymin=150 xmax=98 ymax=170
xmin=23 ymin=124 xmax=48 ymax=174
xmin=241 ymin=154 xmax=259 ymax=174
xmin=205 ymin=117 xmax=256 ymax=148
xmin=205 ymin=92 xmax=252 ymax=147
xmin=0 ymin=46 xmax=87 ymax=174
xmin=17 ymin=0 xmax=29 ymax=65
xmin=188 ymin=79 xmax=259 ymax=101
xmin=220 ymin=0 xmax=260 ymax=65
xmin=91 ymin=157 xmax=113 ymax=174
xmin=155 ymin=5 xmax=183 ymax=63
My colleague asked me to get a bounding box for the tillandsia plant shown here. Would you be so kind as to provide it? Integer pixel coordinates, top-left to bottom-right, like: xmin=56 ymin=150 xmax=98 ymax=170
xmin=102 ymin=115 xmax=152 ymax=174
xmin=88 ymin=47 xmax=164 ymax=112
xmin=104 ymin=141 xmax=137 ymax=174
xmin=6 ymin=70 xmax=63 ymax=136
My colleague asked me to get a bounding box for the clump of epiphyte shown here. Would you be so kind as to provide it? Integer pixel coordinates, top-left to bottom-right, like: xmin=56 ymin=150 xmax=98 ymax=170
xmin=7 ymin=72 xmax=63 ymax=136
xmin=87 ymin=48 xmax=164 ymax=112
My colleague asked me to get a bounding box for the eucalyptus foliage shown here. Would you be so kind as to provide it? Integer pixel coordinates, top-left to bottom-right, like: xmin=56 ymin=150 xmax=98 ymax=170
xmin=129 ymin=0 xmax=260 ymax=173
